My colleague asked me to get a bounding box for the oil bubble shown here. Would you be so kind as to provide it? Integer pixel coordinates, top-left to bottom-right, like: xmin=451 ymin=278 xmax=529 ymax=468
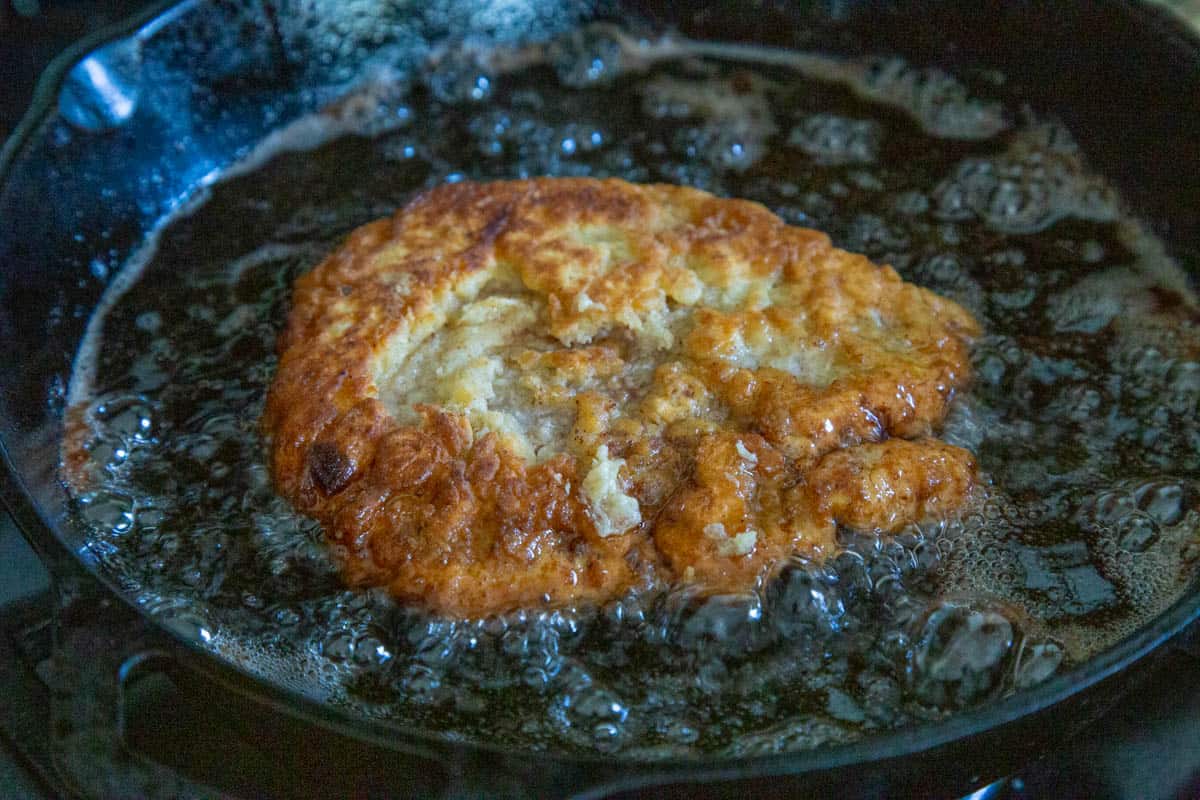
xmin=933 ymin=128 xmax=1117 ymax=234
xmin=1012 ymin=639 xmax=1063 ymax=689
xmin=425 ymin=49 xmax=493 ymax=105
xmin=1115 ymin=512 xmax=1160 ymax=554
xmin=787 ymin=113 xmax=880 ymax=165
xmin=860 ymin=58 xmax=1006 ymax=140
xmin=551 ymin=26 xmax=625 ymax=88
xmin=79 ymin=489 xmax=136 ymax=535
xmin=1134 ymin=481 xmax=1186 ymax=526
xmin=93 ymin=394 xmax=157 ymax=441
xmin=910 ymin=605 xmax=1014 ymax=708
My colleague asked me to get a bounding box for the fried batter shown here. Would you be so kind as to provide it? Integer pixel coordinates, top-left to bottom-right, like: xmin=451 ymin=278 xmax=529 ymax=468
xmin=263 ymin=178 xmax=980 ymax=616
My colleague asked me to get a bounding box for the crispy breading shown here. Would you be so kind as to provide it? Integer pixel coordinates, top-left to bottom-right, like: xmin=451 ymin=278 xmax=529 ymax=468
xmin=263 ymin=177 xmax=980 ymax=616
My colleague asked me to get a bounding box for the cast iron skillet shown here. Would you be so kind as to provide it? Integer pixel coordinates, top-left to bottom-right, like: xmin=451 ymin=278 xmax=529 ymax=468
xmin=3 ymin=1 xmax=1200 ymax=797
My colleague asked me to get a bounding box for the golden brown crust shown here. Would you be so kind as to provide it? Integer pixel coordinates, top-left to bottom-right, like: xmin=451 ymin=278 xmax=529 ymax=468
xmin=263 ymin=177 xmax=980 ymax=617
xmin=806 ymin=439 xmax=978 ymax=534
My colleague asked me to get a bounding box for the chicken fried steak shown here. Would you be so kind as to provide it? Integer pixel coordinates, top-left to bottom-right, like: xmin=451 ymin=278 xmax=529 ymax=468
xmin=263 ymin=177 xmax=980 ymax=616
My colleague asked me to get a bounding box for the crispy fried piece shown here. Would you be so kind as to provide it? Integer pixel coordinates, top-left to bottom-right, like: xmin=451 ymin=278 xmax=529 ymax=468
xmin=806 ymin=439 xmax=977 ymax=534
xmin=263 ymin=177 xmax=980 ymax=616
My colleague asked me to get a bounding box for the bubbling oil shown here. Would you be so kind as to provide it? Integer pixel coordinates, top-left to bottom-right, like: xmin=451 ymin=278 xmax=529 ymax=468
xmin=65 ymin=27 xmax=1200 ymax=755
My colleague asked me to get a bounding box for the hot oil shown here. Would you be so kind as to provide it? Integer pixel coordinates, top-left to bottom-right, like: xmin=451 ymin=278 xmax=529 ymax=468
xmin=65 ymin=27 xmax=1200 ymax=756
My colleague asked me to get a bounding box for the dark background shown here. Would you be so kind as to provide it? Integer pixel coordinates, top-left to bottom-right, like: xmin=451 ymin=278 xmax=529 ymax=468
xmin=1 ymin=5 xmax=155 ymax=797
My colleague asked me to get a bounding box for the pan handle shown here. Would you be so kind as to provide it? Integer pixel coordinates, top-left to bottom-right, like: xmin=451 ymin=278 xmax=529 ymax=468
xmin=46 ymin=572 xmax=226 ymax=800
xmin=42 ymin=569 xmax=639 ymax=800
xmin=13 ymin=518 xmax=654 ymax=798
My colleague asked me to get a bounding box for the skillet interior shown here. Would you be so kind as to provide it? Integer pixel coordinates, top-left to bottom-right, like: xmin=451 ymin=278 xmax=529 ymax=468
xmin=3 ymin=0 xmax=1200 ymax=795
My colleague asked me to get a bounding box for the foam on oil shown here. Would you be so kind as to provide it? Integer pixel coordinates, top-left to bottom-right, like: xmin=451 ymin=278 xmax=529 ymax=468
xmin=64 ymin=26 xmax=1200 ymax=755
